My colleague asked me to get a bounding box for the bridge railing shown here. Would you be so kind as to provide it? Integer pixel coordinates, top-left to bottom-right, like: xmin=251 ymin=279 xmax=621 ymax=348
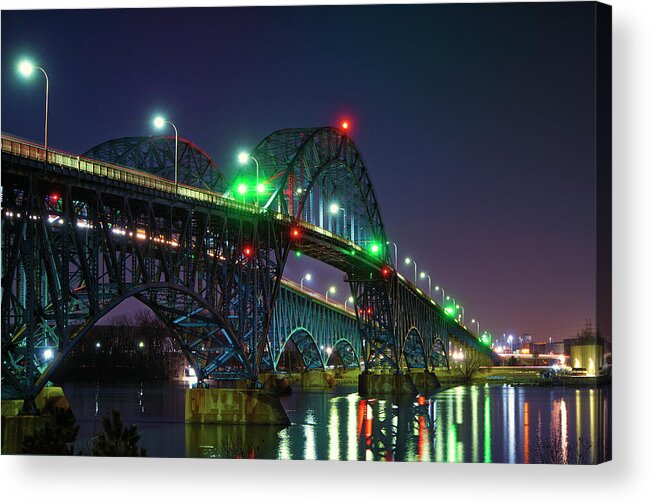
xmin=280 ymin=277 xmax=355 ymax=317
xmin=1 ymin=134 xmax=260 ymax=215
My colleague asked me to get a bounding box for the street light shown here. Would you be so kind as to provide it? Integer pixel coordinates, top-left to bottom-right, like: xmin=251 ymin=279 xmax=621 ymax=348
xmin=508 ymin=334 xmax=513 ymax=351
xmin=238 ymin=151 xmax=262 ymax=205
xmin=152 ymin=116 xmax=179 ymax=189
xmin=456 ymin=304 xmax=465 ymax=323
xmin=325 ymin=286 xmax=336 ymax=303
xmin=345 ymin=296 xmax=354 ymax=310
xmin=419 ymin=271 xmax=432 ymax=296
xmin=18 ymin=59 xmax=49 ymax=160
xmin=434 ymin=285 xmax=445 ymax=304
xmin=386 ymin=241 xmax=398 ymax=272
xmin=471 ymin=318 xmax=480 ymax=336
xmin=404 ymin=257 xmax=417 ymax=284
xmin=300 ymin=273 xmax=312 ymax=291
xmin=329 ymin=202 xmax=340 ymax=214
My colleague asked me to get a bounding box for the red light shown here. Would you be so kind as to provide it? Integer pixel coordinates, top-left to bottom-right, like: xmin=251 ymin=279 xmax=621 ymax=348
xmin=417 ymin=395 xmax=426 ymax=406
xmin=341 ymin=120 xmax=349 ymax=131
xmin=381 ymin=266 xmax=391 ymax=278
xmin=50 ymin=194 xmax=60 ymax=202
xmin=366 ymin=307 xmax=373 ymax=315
xmin=290 ymin=227 xmax=301 ymax=239
xmin=243 ymin=246 xmax=252 ymax=257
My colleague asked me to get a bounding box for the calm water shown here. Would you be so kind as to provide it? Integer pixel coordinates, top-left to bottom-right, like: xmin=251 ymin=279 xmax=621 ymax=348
xmin=62 ymin=380 xmax=611 ymax=463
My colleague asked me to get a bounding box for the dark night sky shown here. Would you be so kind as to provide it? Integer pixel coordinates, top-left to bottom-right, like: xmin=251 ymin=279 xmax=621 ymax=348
xmin=1 ymin=3 xmax=599 ymax=343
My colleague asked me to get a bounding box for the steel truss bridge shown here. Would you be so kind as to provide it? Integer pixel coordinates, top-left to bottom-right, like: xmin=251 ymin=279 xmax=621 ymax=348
xmin=1 ymin=129 xmax=494 ymax=406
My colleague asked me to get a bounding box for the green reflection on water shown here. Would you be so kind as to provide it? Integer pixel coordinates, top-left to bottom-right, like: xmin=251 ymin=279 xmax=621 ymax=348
xmin=484 ymin=388 xmax=492 ymax=463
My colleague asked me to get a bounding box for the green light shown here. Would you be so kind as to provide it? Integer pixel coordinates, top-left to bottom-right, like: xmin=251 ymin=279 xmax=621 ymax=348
xmin=237 ymin=183 xmax=248 ymax=196
xmin=257 ymin=183 xmax=267 ymax=194
xmin=295 ymin=250 xmax=302 ymax=257
xmin=370 ymin=242 xmax=380 ymax=255
xmin=444 ymin=305 xmax=457 ymax=317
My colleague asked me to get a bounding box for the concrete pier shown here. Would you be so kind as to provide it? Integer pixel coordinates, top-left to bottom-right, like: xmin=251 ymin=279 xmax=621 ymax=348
xmin=410 ymin=370 xmax=441 ymax=394
xmin=1 ymin=387 xmax=73 ymax=455
xmin=358 ymin=372 xmax=417 ymax=396
xmin=185 ymin=388 xmax=290 ymax=425
xmin=300 ymin=370 xmax=335 ymax=388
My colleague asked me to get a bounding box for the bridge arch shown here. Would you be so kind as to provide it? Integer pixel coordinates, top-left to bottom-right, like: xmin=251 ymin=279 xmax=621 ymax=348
xmin=235 ymin=127 xmax=391 ymax=263
xmin=403 ymin=327 xmax=428 ymax=370
xmin=276 ymin=327 xmax=325 ymax=371
xmin=429 ymin=336 xmax=449 ymax=369
xmin=83 ymin=135 xmax=227 ymax=193
xmin=327 ymin=338 xmax=361 ymax=369
xmin=15 ymin=283 xmax=251 ymax=398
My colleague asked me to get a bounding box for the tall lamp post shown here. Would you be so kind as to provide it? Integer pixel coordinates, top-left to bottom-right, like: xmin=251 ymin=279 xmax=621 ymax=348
xmin=238 ymin=152 xmax=263 ymax=205
xmin=153 ymin=116 xmax=179 ymax=190
xmin=419 ymin=271 xmax=432 ymax=296
xmin=300 ymin=273 xmax=312 ymax=291
xmin=345 ymin=296 xmax=354 ymax=310
xmin=434 ymin=285 xmax=445 ymax=304
xmin=456 ymin=304 xmax=465 ymax=324
xmin=471 ymin=318 xmax=480 ymax=336
xmin=325 ymin=286 xmax=336 ymax=303
xmin=18 ymin=60 xmax=49 ymax=161
xmin=386 ymin=241 xmax=398 ymax=272
xmin=404 ymin=257 xmax=418 ymax=284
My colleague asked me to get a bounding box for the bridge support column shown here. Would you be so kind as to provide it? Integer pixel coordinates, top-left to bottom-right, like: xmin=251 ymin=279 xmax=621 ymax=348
xmin=1 ymin=387 xmax=73 ymax=454
xmin=301 ymin=370 xmax=335 ymax=389
xmin=409 ymin=370 xmax=441 ymax=395
xmin=185 ymin=388 xmax=290 ymax=425
xmin=358 ymin=371 xmax=417 ymax=396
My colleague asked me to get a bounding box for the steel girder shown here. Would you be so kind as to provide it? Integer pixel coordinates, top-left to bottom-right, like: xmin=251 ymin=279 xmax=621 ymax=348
xmin=1 ymin=159 xmax=290 ymax=406
xmin=266 ymin=285 xmax=361 ymax=371
xmin=233 ymin=127 xmax=392 ymax=265
xmin=83 ymin=136 xmax=227 ymax=194
xmin=348 ymin=271 xmax=455 ymax=373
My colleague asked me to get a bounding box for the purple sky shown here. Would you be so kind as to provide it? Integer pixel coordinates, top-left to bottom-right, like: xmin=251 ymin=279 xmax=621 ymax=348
xmin=1 ymin=3 xmax=601 ymax=342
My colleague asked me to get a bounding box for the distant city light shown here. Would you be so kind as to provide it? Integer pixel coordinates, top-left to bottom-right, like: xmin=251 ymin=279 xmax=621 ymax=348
xmin=138 ymin=341 xmax=145 ymax=348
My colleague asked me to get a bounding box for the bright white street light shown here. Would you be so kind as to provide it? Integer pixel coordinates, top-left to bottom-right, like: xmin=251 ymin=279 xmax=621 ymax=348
xmin=237 ymin=151 xmax=250 ymax=164
xmin=153 ymin=116 xmax=166 ymax=129
xmin=325 ymin=285 xmax=336 ymax=302
xmin=43 ymin=348 xmax=53 ymax=360
xmin=329 ymin=202 xmax=340 ymax=214
xmin=300 ymin=273 xmax=312 ymax=290
xmin=17 ymin=59 xmax=50 ymax=159
xmin=18 ymin=60 xmax=34 ymax=76
xmin=152 ymin=115 xmax=179 ymax=188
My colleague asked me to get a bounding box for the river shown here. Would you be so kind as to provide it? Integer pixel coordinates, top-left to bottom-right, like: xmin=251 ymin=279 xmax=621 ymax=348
xmin=61 ymin=380 xmax=611 ymax=463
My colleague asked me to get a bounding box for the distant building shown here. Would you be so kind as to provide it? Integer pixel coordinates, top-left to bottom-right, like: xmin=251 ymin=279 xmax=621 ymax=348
xmin=530 ymin=342 xmax=547 ymax=355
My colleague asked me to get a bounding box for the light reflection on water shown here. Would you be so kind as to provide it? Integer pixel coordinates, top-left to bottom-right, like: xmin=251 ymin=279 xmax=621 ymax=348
xmin=62 ymin=381 xmax=611 ymax=463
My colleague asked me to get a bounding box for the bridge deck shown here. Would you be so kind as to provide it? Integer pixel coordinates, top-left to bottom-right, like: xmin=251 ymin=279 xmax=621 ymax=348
xmin=1 ymin=133 xmax=487 ymax=349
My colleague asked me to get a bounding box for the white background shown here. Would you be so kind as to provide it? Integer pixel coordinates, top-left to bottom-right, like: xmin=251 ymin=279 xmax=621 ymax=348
xmin=1 ymin=0 xmax=649 ymax=501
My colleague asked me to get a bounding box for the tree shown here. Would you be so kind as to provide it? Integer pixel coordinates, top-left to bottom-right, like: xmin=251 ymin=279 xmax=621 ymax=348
xmin=21 ymin=408 xmax=79 ymax=455
xmin=92 ymin=410 xmax=147 ymax=457
xmin=455 ymin=350 xmax=483 ymax=383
